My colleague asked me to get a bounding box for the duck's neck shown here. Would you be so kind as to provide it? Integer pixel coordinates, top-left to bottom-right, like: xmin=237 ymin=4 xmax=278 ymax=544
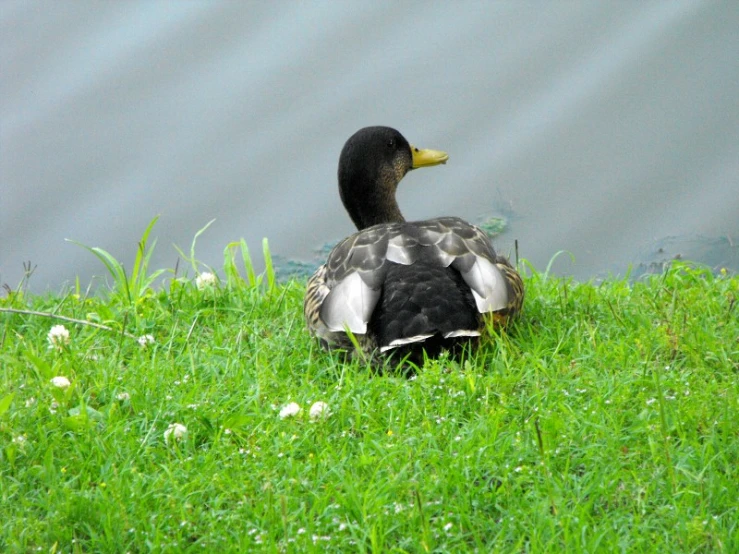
xmin=348 ymin=193 xmax=405 ymax=230
xmin=340 ymin=171 xmax=405 ymax=230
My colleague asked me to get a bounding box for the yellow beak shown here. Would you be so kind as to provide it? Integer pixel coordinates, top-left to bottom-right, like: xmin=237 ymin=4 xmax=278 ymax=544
xmin=410 ymin=145 xmax=449 ymax=168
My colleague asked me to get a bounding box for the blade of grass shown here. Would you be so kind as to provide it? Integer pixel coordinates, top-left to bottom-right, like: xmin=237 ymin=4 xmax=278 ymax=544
xmin=65 ymin=240 xmax=131 ymax=303
xmin=263 ymin=238 xmax=275 ymax=292
xmin=130 ymin=215 xmax=160 ymax=295
xmin=189 ymin=219 xmax=216 ymax=274
xmin=241 ymin=239 xmax=257 ymax=287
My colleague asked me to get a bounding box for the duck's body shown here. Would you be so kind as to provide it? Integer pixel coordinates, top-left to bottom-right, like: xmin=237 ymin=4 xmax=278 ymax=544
xmin=304 ymin=127 xmax=523 ymax=364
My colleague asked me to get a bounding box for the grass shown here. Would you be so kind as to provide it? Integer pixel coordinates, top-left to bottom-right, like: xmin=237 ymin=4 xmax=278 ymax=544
xmin=1 ymin=227 xmax=738 ymax=553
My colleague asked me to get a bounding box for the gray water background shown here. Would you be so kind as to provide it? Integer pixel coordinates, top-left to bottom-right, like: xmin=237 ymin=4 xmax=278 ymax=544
xmin=2 ymin=1 xmax=739 ymax=292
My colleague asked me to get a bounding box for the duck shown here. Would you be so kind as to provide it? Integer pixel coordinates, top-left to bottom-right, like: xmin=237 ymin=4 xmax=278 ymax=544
xmin=304 ymin=126 xmax=523 ymax=365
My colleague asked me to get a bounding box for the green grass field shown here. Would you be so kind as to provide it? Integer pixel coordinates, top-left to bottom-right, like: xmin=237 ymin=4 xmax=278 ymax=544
xmin=1 ymin=232 xmax=738 ymax=552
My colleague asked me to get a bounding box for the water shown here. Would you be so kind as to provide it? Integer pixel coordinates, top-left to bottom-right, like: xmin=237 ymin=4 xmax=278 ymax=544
xmin=2 ymin=1 xmax=738 ymax=292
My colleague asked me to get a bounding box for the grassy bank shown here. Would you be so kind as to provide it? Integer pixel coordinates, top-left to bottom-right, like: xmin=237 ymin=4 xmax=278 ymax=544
xmin=1 ymin=248 xmax=738 ymax=552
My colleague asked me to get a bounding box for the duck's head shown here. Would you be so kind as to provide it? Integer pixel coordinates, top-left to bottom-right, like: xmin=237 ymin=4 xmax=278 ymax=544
xmin=338 ymin=126 xmax=449 ymax=230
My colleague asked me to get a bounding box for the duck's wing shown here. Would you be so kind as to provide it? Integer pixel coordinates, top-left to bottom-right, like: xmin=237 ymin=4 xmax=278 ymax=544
xmin=303 ymin=217 xmax=523 ymax=347
xmin=484 ymin=251 xmax=525 ymax=328
xmin=305 ymin=263 xmax=359 ymax=350
xmin=304 ymin=224 xmax=395 ymax=349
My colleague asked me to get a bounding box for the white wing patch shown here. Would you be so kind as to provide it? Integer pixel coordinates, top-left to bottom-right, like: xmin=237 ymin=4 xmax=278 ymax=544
xmin=379 ymin=334 xmax=435 ymax=353
xmin=320 ymin=271 xmax=380 ymax=333
xmin=386 ymin=236 xmax=415 ymax=265
xmin=458 ymin=256 xmax=509 ymax=313
xmin=433 ymin=248 xmax=456 ymax=267
xmin=443 ymin=329 xmax=481 ymax=338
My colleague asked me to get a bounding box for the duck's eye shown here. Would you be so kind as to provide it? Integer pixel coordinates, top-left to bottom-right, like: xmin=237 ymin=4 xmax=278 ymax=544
xmin=387 ymin=139 xmax=395 ymax=148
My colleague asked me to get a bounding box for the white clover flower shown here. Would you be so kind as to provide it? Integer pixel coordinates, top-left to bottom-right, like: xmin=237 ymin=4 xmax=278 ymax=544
xmin=309 ymin=401 xmax=330 ymax=421
xmin=116 ymin=392 xmax=131 ymax=401
xmin=137 ymin=334 xmax=155 ymax=348
xmin=50 ymin=376 xmax=71 ymax=389
xmin=443 ymin=522 xmax=453 ymax=532
xmin=25 ymin=397 xmax=37 ymax=408
xmin=47 ymin=324 xmax=70 ymax=350
xmin=164 ymin=423 xmax=188 ymax=443
xmin=195 ymin=272 xmax=218 ymax=290
xmin=279 ymin=402 xmax=301 ymax=419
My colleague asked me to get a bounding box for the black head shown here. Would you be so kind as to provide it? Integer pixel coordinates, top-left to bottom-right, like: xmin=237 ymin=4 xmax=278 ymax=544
xmin=337 ymin=126 xmax=448 ymax=230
